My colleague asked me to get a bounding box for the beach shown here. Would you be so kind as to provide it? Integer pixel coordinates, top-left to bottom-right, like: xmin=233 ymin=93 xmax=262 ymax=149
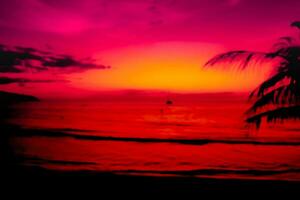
xmin=1 ymin=165 xmax=300 ymax=196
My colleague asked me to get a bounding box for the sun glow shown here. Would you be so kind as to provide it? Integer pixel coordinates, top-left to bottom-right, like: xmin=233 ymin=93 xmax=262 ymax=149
xmin=69 ymin=42 xmax=271 ymax=92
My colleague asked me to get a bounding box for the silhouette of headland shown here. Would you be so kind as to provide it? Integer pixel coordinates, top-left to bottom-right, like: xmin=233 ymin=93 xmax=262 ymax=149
xmin=0 ymin=91 xmax=39 ymax=175
xmin=0 ymin=90 xmax=39 ymax=103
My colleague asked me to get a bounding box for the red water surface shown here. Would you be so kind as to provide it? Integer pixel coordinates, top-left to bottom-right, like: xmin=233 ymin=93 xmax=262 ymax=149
xmin=8 ymin=94 xmax=300 ymax=181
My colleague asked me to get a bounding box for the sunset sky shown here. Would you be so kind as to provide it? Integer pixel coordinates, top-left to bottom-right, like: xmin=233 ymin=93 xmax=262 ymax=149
xmin=0 ymin=0 xmax=300 ymax=98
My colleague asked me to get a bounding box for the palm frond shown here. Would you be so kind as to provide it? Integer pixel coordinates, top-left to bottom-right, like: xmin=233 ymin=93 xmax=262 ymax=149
xmin=246 ymin=86 xmax=286 ymax=113
xmin=246 ymin=83 xmax=300 ymax=112
xmin=204 ymin=51 xmax=267 ymax=69
xmin=250 ymin=71 xmax=288 ymax=97
xmin=279 ymin=36 xmax=294 ymax=44
xmin=267 ymin=46 xmax=300 ymax=60
xmin=246 ymin=106 xmax=300 ymax=128
xmin=291 ymin=21 xmax=300 ymax=29
xmin=272 ymin=37 xmax=294 ymax=50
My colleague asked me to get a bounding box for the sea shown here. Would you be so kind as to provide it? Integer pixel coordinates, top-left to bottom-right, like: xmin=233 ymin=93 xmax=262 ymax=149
xmin=7 ymin=93 xmax=300 ymax=181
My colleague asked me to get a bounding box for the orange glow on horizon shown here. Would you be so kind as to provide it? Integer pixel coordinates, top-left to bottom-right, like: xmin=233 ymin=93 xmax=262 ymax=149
xmin=69 ymin=42 xmax=271 ymax=93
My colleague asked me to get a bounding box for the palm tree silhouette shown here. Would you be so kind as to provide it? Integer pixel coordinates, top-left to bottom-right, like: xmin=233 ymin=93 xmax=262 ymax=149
xmin=205 ymin=22 xmax=300 ymax=128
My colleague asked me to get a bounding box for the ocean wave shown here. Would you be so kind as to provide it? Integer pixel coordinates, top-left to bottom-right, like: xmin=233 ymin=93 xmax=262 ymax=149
xmin=9 ymin=126 xmax=300 ymax=146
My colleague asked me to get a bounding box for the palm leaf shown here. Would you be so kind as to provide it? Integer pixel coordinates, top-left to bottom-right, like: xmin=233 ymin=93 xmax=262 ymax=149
xmin=250 ymin=71 xmax=288 ymax=97
xmin=291 ymin=21 xmax=300 ymax=29
xmin=246 ymin=106 xmax=300 ymax=128
xmin=204 ymin=51 xmax=268 ymax=69
xmin=267 ymin=46 xmax=300 ymax=60
xmin=272 ymin=37 xmax=294 ymax=50
xmin=246 ymin=86 xmax=286 ymax=113
xmin=246 ymin=84 xmax=300 ymax=112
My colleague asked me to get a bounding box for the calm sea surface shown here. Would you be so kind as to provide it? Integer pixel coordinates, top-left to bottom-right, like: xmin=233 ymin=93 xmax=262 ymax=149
xmin=8 ymin=94 xmax=300 ymax=181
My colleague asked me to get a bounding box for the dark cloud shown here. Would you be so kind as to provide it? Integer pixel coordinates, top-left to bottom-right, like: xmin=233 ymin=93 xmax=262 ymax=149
xmin=0 ymin=76 xmax=63 ymax=86
xmin=0 ymin=44 xmax=109 ymax=73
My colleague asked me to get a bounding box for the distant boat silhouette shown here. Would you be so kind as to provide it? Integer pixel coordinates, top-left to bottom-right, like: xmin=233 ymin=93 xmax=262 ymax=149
xmin=166 ymin=99 xmax=173 ymax=105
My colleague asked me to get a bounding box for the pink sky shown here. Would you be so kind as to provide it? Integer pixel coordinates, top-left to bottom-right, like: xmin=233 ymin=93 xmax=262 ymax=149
xmin=0 ymin=0 xmax=299 ymax=98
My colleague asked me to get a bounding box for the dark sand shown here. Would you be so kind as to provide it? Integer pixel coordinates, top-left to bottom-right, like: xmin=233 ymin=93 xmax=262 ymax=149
xmin=0 ymin=165 xmax=299 ymax=197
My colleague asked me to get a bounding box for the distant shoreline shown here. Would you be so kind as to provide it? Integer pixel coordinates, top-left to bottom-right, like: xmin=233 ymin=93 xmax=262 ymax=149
xmin=0 ymin=90 xmax=39 ymax=103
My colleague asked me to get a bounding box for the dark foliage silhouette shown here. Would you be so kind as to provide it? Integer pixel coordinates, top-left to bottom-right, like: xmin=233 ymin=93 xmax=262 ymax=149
xmin=0 ymin=43 xmax=109 ymax=73
xmin=0 ymin=43 xmax=110 ymax=87
xmin=205 ymin=22 xmax=300 ymax=128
